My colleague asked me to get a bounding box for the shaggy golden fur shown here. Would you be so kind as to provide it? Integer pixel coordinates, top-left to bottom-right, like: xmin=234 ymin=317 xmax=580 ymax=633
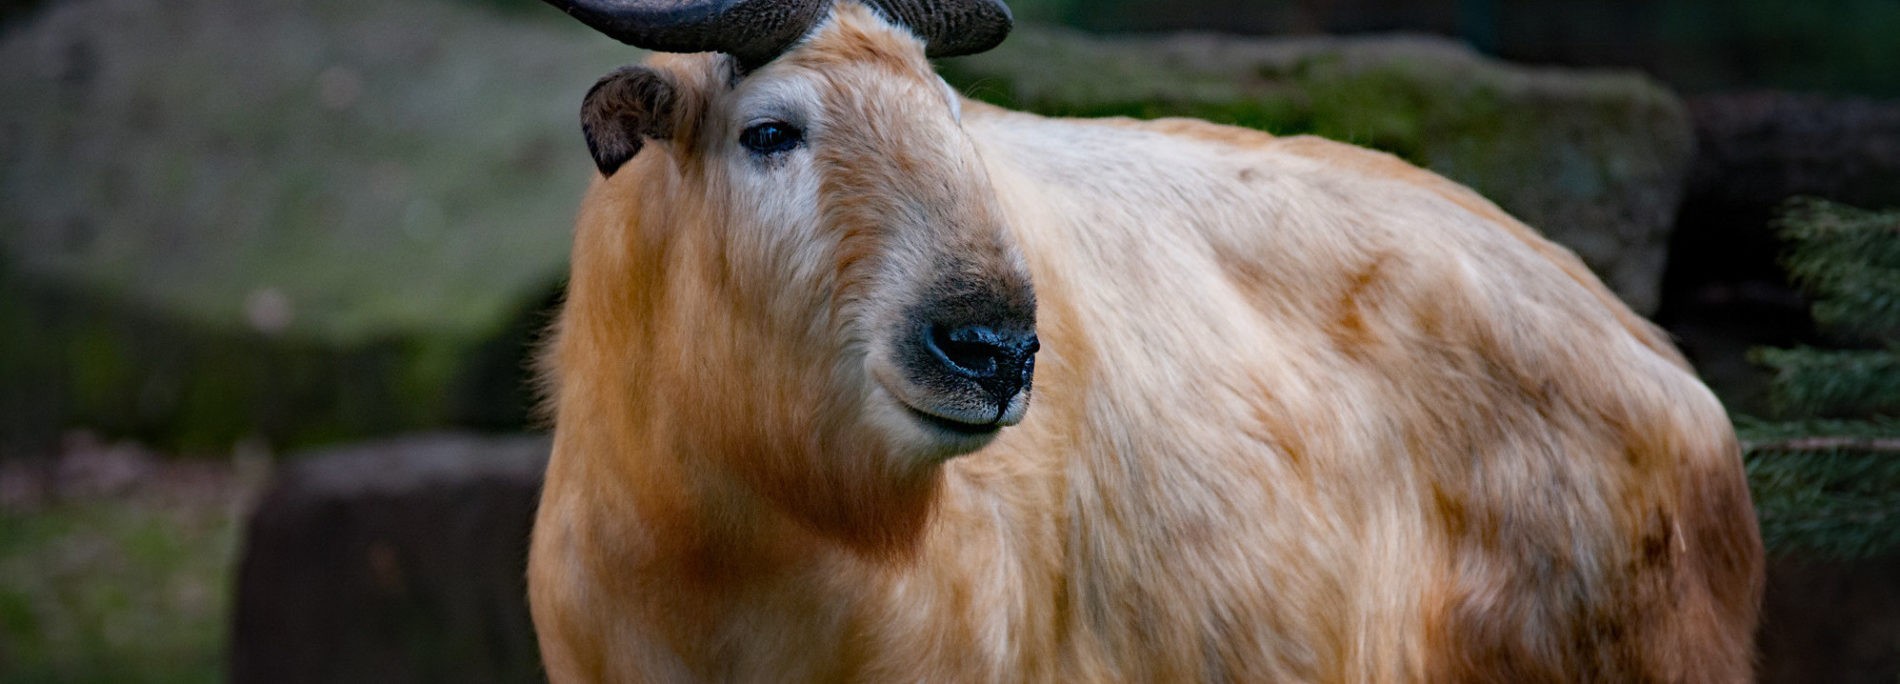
xmin=528 ymin=4 xmax=1763 ymax=681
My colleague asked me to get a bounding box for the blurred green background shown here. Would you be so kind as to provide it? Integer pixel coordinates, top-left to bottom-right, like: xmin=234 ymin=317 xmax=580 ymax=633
xmin=3 ymin=0 xmax=1898 ymax=681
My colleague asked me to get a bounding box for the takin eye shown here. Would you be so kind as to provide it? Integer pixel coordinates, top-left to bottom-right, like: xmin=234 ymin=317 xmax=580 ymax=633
xmin=740 ymin=120 xmax=804 ymax=155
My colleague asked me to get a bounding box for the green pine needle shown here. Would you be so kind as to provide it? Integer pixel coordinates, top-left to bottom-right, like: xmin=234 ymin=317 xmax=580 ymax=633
xmin=1738 ymin=201 xmax=1900 ymax=559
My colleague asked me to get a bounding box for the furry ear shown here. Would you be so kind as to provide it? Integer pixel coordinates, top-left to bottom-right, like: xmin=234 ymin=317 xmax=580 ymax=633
xmin=581 ymin=66 xmax=681 ymax=176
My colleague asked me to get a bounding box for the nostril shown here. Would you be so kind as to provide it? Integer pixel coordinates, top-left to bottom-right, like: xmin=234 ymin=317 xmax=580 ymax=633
xmin=926 ymin=324 xmax=1037 ymax=380
xmin=929 ymin=325 xmax=998 ymax=378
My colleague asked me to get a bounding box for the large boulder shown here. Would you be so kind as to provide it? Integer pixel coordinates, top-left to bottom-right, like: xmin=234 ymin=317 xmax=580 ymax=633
xmin=940 ymin=27 xmax=1695 ymax=315
xmin=0 ymin=0 xmax=633 ymax=451
xmin=1656 ymin=93 xmax=1900 ymax=410
xmin=1006 ymin=0 xmax=1900 ymax=99
xmin=230 ymin=433 xmax=549 ymax=684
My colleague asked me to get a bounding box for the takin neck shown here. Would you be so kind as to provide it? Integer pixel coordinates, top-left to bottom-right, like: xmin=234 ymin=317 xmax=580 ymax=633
xmin=548 ymin=184 xmax=949 ymax=569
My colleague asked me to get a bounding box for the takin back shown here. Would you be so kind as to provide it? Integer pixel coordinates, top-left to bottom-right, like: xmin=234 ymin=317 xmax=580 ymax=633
xmin=526 ymin=0 xmax=1764 ymax=680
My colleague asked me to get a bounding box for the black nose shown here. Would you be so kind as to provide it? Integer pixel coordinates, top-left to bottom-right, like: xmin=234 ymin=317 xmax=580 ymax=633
xmin=924 ymin=323 xmax=1038 ymax=399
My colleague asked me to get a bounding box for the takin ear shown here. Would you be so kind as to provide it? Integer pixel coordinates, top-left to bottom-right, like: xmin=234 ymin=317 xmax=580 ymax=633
xmin=581 ymin=66 xmax=683 ymax=176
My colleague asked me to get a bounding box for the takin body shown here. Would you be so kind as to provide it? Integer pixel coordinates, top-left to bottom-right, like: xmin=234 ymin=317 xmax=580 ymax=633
xmin=528 ymin=4 xmax=1763 ymax=681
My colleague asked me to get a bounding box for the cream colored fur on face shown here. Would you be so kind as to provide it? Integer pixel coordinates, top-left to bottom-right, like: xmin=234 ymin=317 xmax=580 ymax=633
xmin=528 ymin=5 xmax=1764 ymax=682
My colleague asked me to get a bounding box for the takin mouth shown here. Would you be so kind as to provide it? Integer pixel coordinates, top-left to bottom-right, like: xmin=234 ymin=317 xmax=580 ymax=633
xmin=901 ymin=402 xmax=1002 ymax=436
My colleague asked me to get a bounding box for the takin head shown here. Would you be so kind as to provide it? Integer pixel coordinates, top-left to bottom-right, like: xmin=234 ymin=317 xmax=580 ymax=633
xmin=548 ymin=0 xmax=1033 ymax=547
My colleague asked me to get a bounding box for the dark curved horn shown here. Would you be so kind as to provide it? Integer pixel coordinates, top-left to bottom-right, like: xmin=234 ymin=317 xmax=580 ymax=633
xmin=541 ymin=0 xmax=831 ymax=66
xmin=860 ymin=0 xmax=1013 ymax=57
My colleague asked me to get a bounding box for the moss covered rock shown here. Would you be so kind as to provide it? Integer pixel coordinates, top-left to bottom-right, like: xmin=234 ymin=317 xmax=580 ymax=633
xmin=940 ymin=28 xmax=1692 ymax=315
xmin=0 ymin=0 xmax=635 ymax=450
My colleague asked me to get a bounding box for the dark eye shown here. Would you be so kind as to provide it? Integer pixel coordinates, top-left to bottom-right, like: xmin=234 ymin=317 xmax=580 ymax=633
xmin=740 ymin=121 xmax=803 ymax=155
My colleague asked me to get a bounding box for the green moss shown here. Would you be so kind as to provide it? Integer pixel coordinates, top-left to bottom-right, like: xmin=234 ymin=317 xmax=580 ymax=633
xmin=65 ymin=326 xmax=136 ymax=414
xmin=0 ymin=270 xmax=549 ymax=451
xmin=942 ymin=28 xmax=1684 ymax=173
